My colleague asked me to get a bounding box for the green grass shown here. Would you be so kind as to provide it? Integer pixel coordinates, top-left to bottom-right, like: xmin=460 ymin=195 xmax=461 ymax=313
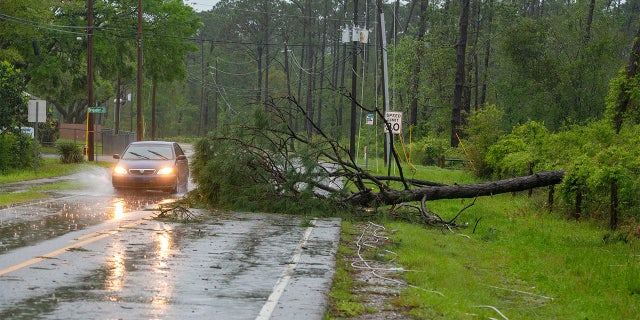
xmin=0 ymin=158 xmax=110 ymax=184
xmin=0 ymin=179 xmax=89 ymax=207
xmin=0 ymin=190 xmax=50 ymax=206
xmin=389 ymin=195 xmax=639 ymax=319
xmin=328 ymin=165 xmax=640 ymax=319
xmin=0 ymin=158 xmax=109 ymax=206
xmin=327 ymin=221 xmax=368 ymax=317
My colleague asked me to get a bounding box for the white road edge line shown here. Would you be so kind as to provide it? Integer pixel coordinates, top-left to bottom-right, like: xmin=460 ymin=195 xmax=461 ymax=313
xmin=255 ymin=219 xmax=316 ymax=320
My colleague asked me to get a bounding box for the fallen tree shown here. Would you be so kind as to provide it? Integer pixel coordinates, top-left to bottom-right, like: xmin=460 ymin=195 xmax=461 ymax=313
xmin=345 ymin=170 xmax=567 ymax=207
xmin=192 ymin=96 xmax=568 ymax=226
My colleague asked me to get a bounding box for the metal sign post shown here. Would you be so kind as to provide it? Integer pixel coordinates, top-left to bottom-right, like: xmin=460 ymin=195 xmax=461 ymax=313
xmin=365 ymin=114 xmax=374 ymax=169
xmin=28 ymin=99 xmax=46 ymax=174
xmin=384 ymin=111 xmax=402 ymax=178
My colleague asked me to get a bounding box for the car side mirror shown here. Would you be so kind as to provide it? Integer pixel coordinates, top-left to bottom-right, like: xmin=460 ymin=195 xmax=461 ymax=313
xmin=113 ymin=154 xmax=120 ymax=159
xmin=176 ymin=155 xmax=187 ymax=160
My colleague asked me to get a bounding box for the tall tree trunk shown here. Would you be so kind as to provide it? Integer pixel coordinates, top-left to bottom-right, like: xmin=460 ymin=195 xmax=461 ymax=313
xmin=199 ymin=39 xmax=206 ymax=137
xmin=337 ymin=0 xmax=349 ymax=139
xmin=451 ymin=0 xmax=470 ymax=147
xmin=263 ymin=1 xmax=270 ymax=110
xmin=115 ymin=77 xmax=121 ymax=134
xmin=317 ymin=0 xmax=329 ymax=131
xmin=256 ymin=45 xmax=263 ymax=104
xmin=480 ymin=0 xmax=494 ymax=107
xmin=410 ymin=0 xmax=428 ymax=128
xmin=331 ymin=19 xmax=341 ymax=138
xmin=349 ymin=0 xmax=359 ymax=157
xmin=613 ymin=22 xmax=640 ymax=133
xmin=213 ymin=59 xmax=219 ymax=133
xmin=152 ymin=79 xmax=157 ymax=139
xmin=284 ymin=42 xmax=294 ymax=151
xmin=305 ymin=0 xmax=314 ymax=140
xmin=585 ymin=0 xmax=595 ymax=42
xmin=471 ymin=0 xmax=480 ymax=111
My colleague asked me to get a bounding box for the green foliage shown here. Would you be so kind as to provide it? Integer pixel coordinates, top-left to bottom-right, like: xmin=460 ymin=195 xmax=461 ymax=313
xmin=0 ymin=133 xmax=38 ymax=174
xmin=461 ymin=105 xmax=505 ymax=176
xmin=475 ymin=117 xmax=640 ymax=225
xmin=37 ymin=119 xmax=59 ymax=144
xmin=56 ymin=142 xmax=83 ymax=164
xmin=410 ymin=136 xmax=449 ymax=166
xmin=0 ymin=61 xmax=27 ymax=130
xmin=485 ymin=120 xmax=550 ymax=178
xmin=605 ymin=67 xmax=640 ymax=129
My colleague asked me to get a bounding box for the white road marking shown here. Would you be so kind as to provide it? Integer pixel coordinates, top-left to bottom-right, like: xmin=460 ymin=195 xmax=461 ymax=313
xmin=255 ymin=219 xmax=316 ymax=320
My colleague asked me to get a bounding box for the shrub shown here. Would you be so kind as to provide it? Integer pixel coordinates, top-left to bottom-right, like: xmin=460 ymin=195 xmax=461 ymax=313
xmin=461 ymin=105 xmax=505 ymax=176
xmin=56 ymin=142 xmax=83 ymax=164
xmin=485 ymin=120 xmax=550 ymax=178
xmin=38 ymin=119 xmax=60 ymax=144
xmin=411 ymin=136 xmax=449 ymax=166
xmin=0 ymin=132 xmax=38 ymax=174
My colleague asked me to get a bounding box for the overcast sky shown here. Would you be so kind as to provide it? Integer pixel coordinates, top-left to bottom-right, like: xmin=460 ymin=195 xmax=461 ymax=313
xmin=187 ymin=0 xmax=220 ymax=12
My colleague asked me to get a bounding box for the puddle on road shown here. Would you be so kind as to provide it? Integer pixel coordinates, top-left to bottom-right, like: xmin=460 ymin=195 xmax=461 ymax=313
xmin=0 ymin=218 xmax=207 ymax=319
xmin=0 ymin=187 xmax=179 ymax=254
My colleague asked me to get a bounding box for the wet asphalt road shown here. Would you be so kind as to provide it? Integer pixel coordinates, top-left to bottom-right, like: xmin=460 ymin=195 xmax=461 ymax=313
xmin=0 ymin=168 xmax=341 ymax=319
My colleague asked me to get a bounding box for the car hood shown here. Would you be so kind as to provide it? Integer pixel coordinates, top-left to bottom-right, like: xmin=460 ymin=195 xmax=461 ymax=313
xmin=116 ymin=159 xmax=176 ymax=169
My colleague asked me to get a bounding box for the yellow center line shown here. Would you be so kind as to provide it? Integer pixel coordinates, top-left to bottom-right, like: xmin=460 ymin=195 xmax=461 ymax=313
xmin=0 ymin=216 xmax=155 ymax=277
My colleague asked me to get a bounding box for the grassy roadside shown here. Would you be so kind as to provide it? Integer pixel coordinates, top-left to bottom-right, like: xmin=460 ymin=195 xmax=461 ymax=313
xmin=0 ymin=158 xmax=111 ymax=206
xmin=327 ymin=166 xmax=640 ymax=319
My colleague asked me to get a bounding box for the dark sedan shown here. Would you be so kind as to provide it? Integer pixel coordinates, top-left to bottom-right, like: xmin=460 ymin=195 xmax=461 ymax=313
xmin=111 ymin=141 xmax=189 ymax=193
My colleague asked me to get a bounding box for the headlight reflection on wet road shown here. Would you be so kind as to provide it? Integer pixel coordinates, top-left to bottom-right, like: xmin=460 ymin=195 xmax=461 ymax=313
xmin=112 ymin=199 xmax=125 ymax=220
xmin=106 ymin=250 xmax=126 ymax=294
xmin=149 ymin=224 xmax=174 ymax=313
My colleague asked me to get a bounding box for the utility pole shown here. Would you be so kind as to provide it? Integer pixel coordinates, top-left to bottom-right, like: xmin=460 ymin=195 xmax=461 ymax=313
xmin=199 ymin=38 xmax=206 ymax=136
xmin=87 ymin=0 xmax=95 ymax=161
xmin=377 ymin=0 xmax=391 ymax=167
xmin=349 ymin=0 xmax=359 ymax=158
xmin=136 ymin=0 xmax=143 ymax=141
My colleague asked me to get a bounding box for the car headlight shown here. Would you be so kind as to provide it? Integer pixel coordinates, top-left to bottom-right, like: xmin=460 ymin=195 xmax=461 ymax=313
xmin=157 ymin=167 xmax=174 ymax=175
xmin=113 ymin=166 xmax=128 ymax=175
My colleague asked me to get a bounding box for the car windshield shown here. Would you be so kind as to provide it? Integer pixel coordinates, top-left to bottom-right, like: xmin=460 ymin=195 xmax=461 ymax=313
xmin=122 ymin=146 xmax=173 ymax=160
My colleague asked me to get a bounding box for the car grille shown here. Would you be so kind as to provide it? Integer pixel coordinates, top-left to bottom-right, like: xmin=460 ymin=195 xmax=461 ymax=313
xmin=128 ymin=169 xmax=156 ymax=175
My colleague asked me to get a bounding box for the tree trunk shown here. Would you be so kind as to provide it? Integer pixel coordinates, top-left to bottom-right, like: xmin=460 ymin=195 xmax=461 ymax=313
xmin=451 ymin=0 xmax=469 ymax=147
xmin=480 ymin=0 xmax=494 ymax=107
xmin=305 ymin=0 xmax=314 ymax=140
xmin=316 ymin=0 xmax=329 ymax=131
xmin=263 ymin=1 xmax=270 ymax=109
xmin=574 ymin=186 xmax=582 ymax=220
xmin=349 ymin=0 xmax=359 ymax=157
xmin=213 ymin=59 xmax=219 ymax=132
xmin=585 ymin=0 xmax=595 ymax=42
xmin=610 ymin=179 xmax=619 ymax=230
xmin=613 ymin=22 xmax=640 ymax=133
xmin=410 ymin=0 xmax=428 ymax=128
xmin=346 ymin=170 xmax=566 ymax=207
xmin=152 ymin=79 xmax=157 ymax=140
xmin=256 ymin=45 xmax=263 ymax=104
xmin=547 ymin=185 xmax=555 ymax=213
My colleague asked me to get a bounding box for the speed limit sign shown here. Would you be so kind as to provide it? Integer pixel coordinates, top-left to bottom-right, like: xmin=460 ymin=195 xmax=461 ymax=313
xmin=384 ymin=111 xmax=402 ymax=134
